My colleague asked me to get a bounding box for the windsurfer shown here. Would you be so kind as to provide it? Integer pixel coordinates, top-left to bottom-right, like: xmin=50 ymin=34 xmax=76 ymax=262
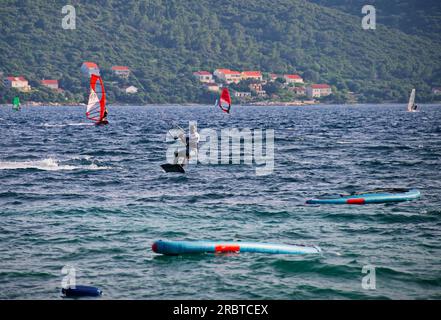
xmin=96 ymin=108 xmax=109 ymax=125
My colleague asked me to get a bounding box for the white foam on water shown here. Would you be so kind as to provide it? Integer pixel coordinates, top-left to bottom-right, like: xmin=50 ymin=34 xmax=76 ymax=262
xmin=0 ymin=158 xmax=110 ymax=171
xmin=43 ymin=123 xmax=94 ymax=128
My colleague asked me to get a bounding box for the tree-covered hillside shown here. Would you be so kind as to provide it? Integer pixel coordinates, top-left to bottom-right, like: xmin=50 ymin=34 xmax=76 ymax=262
xmin=309 ymin=0 xmax=441 ymax=41
xmin=0 ymin=0 xmax=440 ymax=104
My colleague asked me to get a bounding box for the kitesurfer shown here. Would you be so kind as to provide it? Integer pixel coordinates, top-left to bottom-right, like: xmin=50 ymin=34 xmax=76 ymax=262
xmin=173 ymin=124 xmax=200 ymax=166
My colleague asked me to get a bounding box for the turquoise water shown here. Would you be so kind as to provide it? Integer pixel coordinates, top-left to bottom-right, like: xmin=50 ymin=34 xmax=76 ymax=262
xmin=0 ymin=104 xmax=440 ymax=299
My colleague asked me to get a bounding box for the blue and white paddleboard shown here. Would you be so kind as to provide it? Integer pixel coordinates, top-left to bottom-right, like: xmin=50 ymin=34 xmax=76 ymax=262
xmin=306 ymin=188 xmax=420 ymax=205
xmin=152 ymin=240 xmax=321 ymax=255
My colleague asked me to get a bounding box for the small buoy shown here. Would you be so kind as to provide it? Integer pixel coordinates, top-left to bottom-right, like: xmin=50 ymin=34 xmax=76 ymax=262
xmin=61 ymin=285 xmax=102 ymax=298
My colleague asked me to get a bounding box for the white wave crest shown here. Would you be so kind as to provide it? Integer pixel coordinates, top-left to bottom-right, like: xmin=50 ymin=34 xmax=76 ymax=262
xmin=0 ymin=158 xmax=109 ymax=171
xmin=43 ymin=123 xmax=94 ymax=128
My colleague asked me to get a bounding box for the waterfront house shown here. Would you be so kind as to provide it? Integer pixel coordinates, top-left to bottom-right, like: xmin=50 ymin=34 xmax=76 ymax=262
xmin=214 ymin=69 xmax=242 ymax=84
xmin=4 ymin=76 xmax=31 ymax=92
xmin=241 ymin=71 xmax=263 ymax=82
xmin=112 ymin=66 xmax=131 ymax=79
xmin=284 ymin=74 xmax=304 ymax=84
xmin=81 ymin=62 xmax=100 ymax=77
xmin=307 ymin=84 xmax=332 ymax=98
xmin=41 ymin=79 xmax=59 ymax=90
xmin=193 ymin=71 xmax=213 ymax=83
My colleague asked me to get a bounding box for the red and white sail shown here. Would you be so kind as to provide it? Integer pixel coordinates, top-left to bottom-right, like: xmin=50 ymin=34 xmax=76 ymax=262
xmin=216 ymin=88 xmax=232 ymax=113
xmin=86 ymin=75 xmax=106 ymax=122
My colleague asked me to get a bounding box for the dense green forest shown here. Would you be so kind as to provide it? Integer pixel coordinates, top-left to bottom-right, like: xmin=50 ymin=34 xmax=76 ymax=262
xmin=0 ymin=0 xmax=440 ymax=104
xmin=310 ymin=0 xmax=441 ymax=40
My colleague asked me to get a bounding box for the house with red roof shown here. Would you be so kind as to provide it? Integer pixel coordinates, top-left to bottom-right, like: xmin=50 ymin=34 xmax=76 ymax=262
xmin=307 ymin=84 xmax=332 ymax=98
xmin=41 ymin=79 xmax=59 ymax=90
xmin=112 ymin=66 xmax=130 ymax=79
xmin=241 ymin=71 xmax=263 ymax=82
xmin=4 ymin=76 xmax=31 ymax=92
xmin=193 ymin=71 xmax=213 ymax=83
xmin=213 ymin=69 xmax=242 ymax=84
xmin=81 ymin=62 xmax=100 ymax=77
xmin=284 ymin=74 xmax=304 ymax=84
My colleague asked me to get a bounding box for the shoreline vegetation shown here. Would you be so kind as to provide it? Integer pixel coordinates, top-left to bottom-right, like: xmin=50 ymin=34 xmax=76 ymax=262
xmin=1 ymin=101 xmax=440 ymax=108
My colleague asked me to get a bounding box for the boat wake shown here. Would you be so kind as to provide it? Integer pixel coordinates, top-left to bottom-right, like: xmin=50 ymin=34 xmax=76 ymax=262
xmin=0 ymin=158 xmax=110 ymax=171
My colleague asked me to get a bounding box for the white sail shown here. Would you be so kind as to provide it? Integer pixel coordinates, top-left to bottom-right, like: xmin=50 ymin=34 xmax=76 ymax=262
xmin=86 ymin=89 xmax=100 ymax=114
xmin=407 ymin=89 xmax=415 ymax=112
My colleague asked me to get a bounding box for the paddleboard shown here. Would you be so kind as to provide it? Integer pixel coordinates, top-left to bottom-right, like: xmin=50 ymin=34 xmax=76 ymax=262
xmin=306 ymin=188 xmax=420 ymax=205
xmin=152 ymin=240 xmax=321 ymax=255
xmin=161 ymin=163 xmax=185 ymax=173
xmin=62 ymin=285 xmax=102 ymax=298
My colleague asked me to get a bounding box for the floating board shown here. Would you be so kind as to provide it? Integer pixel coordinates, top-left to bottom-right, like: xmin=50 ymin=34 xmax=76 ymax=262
xmin=61 ymin=285 xmax=102 ymax=298
xmin=306 ymin=188 xmax=420 ymax=205
xmin=161 ymin=163 xmax=185 ymax=173
xmin=152 ymin=240 xmax=321 ymax=255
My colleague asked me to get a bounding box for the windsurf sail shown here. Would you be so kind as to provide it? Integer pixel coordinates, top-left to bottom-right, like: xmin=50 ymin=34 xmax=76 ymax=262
xmin=407 ymin=88 xmax=416 ymax=112
xmin=86 ymin=75 xmax=106 ymax=123
xmin=216 ymin=88 xmax=232 ymax=113
xmin=12 ymin=97 xmax=20 ymax=111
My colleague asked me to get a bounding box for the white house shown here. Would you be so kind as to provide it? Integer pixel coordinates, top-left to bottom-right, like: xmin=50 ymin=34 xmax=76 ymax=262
xmin=193 ymin=71 xmax=213 ymax=83
xmin=234 ymin=91 xmax=251 ymax=98
xmin=41 ymin=79 xmax=59 ymax=90
xmin=284 ymin=74 xmax=304 ymax=84
xmin=241 ymin=71 xmax=263 ymax=82
xmin=4 ymin=76 xmax=31 ymax=92
xmin=214 ymin=69 xmax=242 ymax=84
xmin=306 ymin=84 xmax=332 ymax=98
xmin=112 ymin=66 xmax=130 ymax=79
xmin=124 ymin=86 xmax=138 ymax=94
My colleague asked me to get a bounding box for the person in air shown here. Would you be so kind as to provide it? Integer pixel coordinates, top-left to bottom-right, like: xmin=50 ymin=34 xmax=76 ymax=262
xmin=173 ymin=123 xmax=200 ymax=166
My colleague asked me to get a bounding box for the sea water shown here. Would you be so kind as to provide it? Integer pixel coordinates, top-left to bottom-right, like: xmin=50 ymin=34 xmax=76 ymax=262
xmin=0 ymin=104 xmax=440 ymax=299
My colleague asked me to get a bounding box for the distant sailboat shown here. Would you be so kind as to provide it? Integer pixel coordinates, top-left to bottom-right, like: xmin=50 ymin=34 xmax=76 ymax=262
xmin=86 ymin=75 xmax=109 ymax=125
xmin=12 ymin=96 xmax=21 ymax=111
xmin=407 ymin=88 xmax=418 ymax=112
xmin=215 ymin=88 xmax=232 ymax=114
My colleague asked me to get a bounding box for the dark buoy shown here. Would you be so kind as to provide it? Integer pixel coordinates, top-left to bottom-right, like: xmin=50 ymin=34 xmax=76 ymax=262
xmin=61 ymin=285 xmax=102 ymax=298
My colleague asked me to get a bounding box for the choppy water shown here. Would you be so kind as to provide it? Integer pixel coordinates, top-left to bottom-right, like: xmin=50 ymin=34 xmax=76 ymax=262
xmin=0 ymin=104 xmax=440 ymax=300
